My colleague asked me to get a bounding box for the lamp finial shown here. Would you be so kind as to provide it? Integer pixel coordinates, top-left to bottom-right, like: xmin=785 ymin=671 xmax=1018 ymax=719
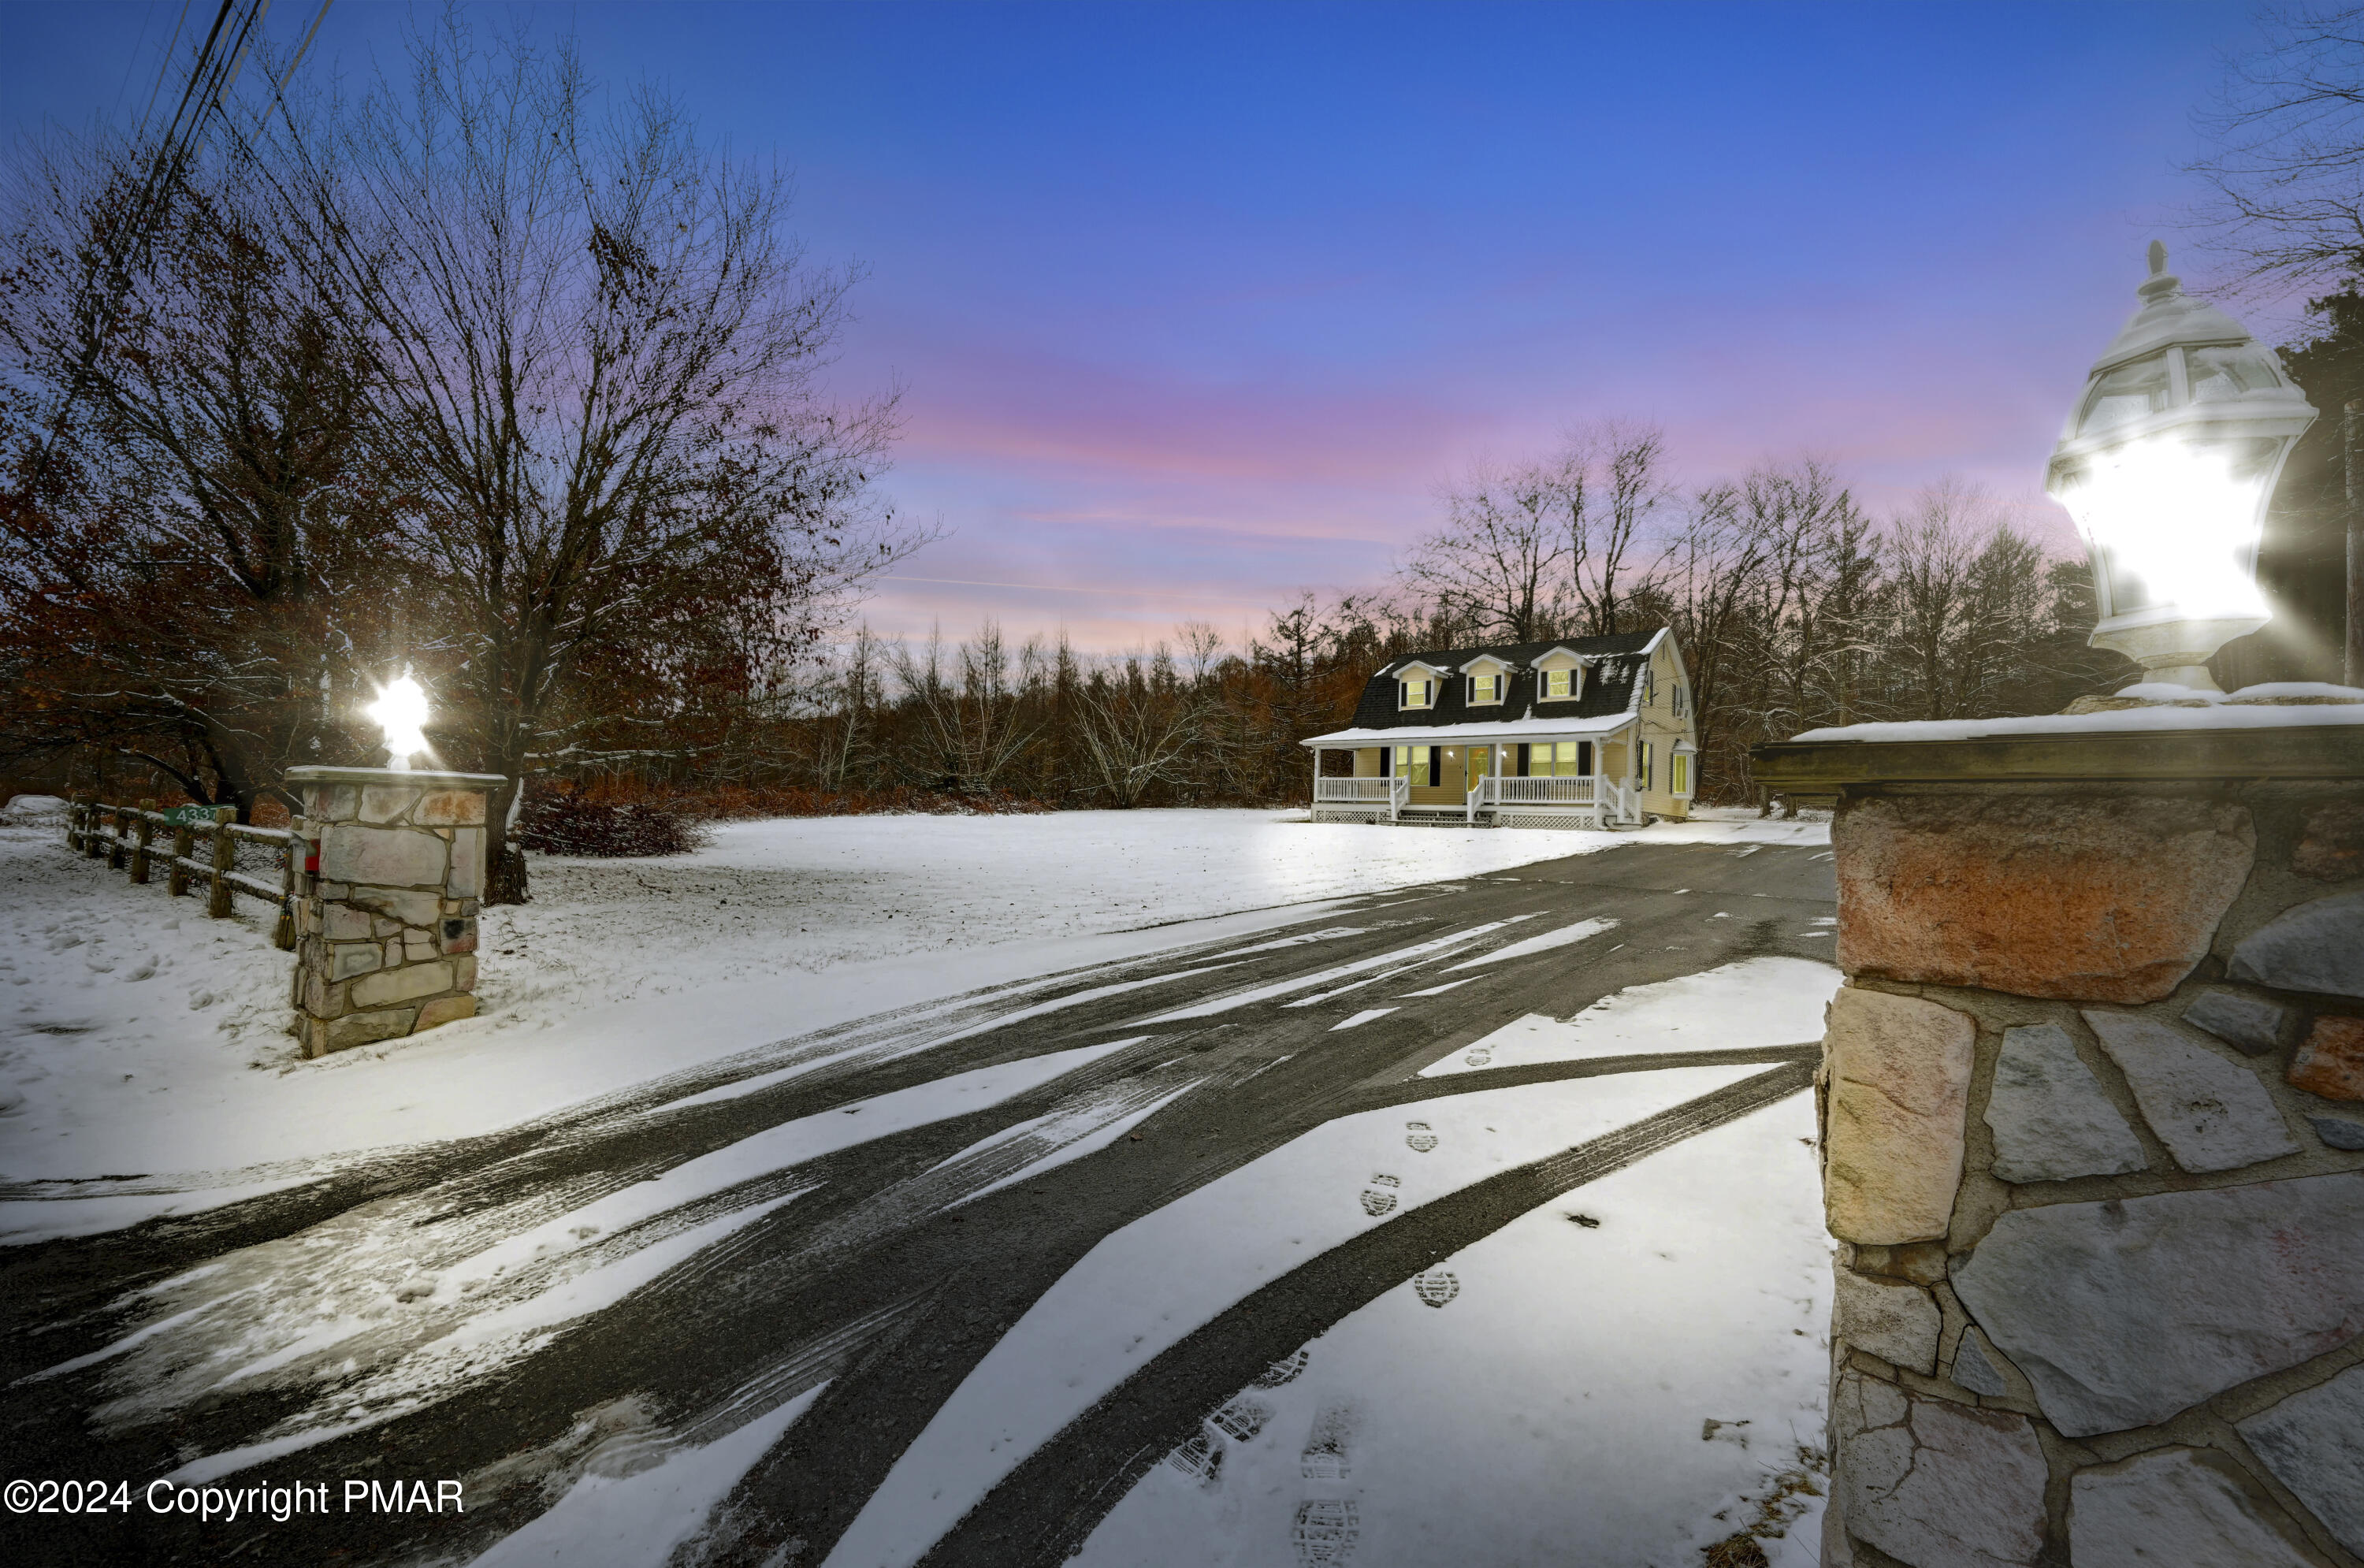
xmin=2137 ymin=240 xmax=2181 ymax=303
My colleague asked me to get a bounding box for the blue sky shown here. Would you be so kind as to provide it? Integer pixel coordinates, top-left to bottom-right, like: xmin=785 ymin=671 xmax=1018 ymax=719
xmin=3 ymin=1 xmax=2275 ymax=647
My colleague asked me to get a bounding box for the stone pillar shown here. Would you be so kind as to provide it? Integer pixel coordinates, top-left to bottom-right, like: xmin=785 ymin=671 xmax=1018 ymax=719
xmin=284 ymin=765 xmax=505 ymax=1059
xmin=1754 ymin=715 xmax=2364 ymax=1568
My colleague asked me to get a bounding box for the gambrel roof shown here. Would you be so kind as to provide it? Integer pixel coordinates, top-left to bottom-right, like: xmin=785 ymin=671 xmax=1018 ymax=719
xmin=1342 ymin=630 xmax=1661 ymax=734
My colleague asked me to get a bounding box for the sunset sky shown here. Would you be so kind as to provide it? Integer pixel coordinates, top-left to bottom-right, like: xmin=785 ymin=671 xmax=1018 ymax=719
xmin=6 ymin=1 xmax=2276 ymax=650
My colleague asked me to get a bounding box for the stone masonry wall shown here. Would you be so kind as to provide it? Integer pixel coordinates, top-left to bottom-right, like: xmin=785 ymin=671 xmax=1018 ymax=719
xmin=290 ymin=769 xmax=489 ymax=1058
xmin=1819 ymin=781 xmax=2364 ymax=1568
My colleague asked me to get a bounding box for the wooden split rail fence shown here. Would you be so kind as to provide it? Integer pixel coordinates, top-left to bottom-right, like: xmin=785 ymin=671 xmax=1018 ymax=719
xmin=63 ymin=796 xmax=299 ymax=949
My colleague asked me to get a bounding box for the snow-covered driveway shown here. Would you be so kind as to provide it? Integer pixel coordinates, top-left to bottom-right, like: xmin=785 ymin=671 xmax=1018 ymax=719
xmin=2 ymin=803 xmax=1838 ymax=1567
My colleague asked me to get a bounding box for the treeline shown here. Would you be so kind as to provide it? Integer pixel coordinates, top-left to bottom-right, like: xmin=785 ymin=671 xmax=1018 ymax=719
xmin=731 ymin=430 xmax=2129 ymax=811
xmin=3 ymin=24 xmax=2134 ymax=876
xmin=0 ymin=20 xmax=920 ymax=900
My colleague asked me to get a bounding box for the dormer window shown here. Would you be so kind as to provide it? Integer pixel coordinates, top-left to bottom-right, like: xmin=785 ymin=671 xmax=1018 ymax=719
xmin=1541 ymin=667 xmax=1579 ymax=700
xmin=1466 ymin=672 xmax=1504 ymax=705
xmin=1399 ymin=678 xmax=1433 ymax=710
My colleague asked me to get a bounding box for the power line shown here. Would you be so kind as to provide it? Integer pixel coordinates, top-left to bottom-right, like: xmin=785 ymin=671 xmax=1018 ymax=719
xmin=136 ymin=0 xmax=192 ymax=139
xmin=110 ymin=1 xmax=162 ymax=127
xmin=252 ymin=0 xmax=334 ymax=139
xmin=146 ymin=0 xmax=230 ymax=155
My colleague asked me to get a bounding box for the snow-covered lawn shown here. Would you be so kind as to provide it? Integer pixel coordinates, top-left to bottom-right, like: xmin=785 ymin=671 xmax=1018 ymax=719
xmin=0 ymin=800 xmax=1823 ymax=1213
xmin=3 ymin=796 xmax=1838 ymax=1566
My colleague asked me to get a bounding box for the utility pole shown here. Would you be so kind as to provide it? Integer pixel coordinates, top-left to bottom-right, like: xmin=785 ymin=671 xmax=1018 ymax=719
xmin=2350 ymin=400 xmax=2364 ymax=688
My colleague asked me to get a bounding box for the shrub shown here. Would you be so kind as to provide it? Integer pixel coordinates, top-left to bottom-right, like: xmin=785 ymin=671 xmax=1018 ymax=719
xmin=515 ymin=790 xmax=708 ymax=857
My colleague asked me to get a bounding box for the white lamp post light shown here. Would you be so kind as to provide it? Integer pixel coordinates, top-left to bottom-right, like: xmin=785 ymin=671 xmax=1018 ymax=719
xmin=2046 ymin=243 xmax=2318 ymax=693
xmin=365 ymin=671 xmax=433 ymax=771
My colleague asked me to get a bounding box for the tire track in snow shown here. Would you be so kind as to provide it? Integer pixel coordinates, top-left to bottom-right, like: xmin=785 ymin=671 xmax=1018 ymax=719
xmin=911 ymin=1059 xmax=1819 ymax=1568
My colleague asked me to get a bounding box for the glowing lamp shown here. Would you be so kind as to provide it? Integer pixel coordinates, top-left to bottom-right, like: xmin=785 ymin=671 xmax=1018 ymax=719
xmin=366 ymin=672 xmax=433 ymax=770
xmin=2045 ymin=243 xmax=2317 ymax=692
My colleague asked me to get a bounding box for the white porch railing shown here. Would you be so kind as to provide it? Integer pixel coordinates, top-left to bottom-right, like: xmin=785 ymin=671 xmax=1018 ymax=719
xmin=1489 ymin=775 xmax=1597 ymax=805
xmin=1313 ymin=775 xmax=1407 ymax=821
xmin=1318 ymin=760 xmax=1631 ymax=825
xmin=1463 ymin=772 xmax=1634 ymax=824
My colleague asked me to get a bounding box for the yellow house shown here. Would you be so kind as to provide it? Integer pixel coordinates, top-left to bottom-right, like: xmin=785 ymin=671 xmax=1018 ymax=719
xmin=1302 ymin=629 xmax=1698 ymax=828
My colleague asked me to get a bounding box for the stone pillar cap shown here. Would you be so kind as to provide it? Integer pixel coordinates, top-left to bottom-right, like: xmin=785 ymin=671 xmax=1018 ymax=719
xmin=284 ymin=765 xmax=508 ymax=788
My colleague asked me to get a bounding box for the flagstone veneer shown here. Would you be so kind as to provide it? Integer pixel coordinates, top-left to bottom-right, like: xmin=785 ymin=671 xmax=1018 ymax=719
xmin=1821 ymin=987 xmax=1973 ymax=1243
xmin=287 ymin=765 xmax=503 ymax=1058
xmin=1753 ymin=722 xmax=2364 ymax=1567
xmin=1832 ymin=793 xmax=2254 ymax=1003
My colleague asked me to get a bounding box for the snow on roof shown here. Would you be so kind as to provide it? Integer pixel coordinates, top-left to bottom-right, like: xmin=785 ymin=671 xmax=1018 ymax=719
xmin=1302 ymin=713 xmax=1637 ymax=748
xmin=1789 ymin=687 xmax=2364 ymax=745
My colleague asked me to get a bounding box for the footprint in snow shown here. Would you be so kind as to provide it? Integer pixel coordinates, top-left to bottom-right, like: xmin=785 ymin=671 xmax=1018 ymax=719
xmin=1463 ymin=1048 xmax=1493 ymax=1068
xmin=1209 ymin=1395 xmax=1270 ymax=1443
xmin=1358 ymin=1186 xmax=1397 ymax=1217
xmin=1299 ymin=1402 xmax=1359 ymax=1481
xmin=1254 ymin=1350 xmax=1310 ymax=1389
xmin=1292 ymin=1499 xmax=1359 ymax=1566
xmin=1403 ymin=1121 xmax=1436 ymax=1153
xmin=1165 ymin=1431 xmax=1222 ymax=1484
xmin=1413 ymin=1270 xmax=1459 ymax=1308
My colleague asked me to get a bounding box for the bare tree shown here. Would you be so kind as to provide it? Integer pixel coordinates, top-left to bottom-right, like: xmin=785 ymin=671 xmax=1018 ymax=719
xmin=1884 ymin=481 xmax=2057 ymax=721
xmin=1566 ymin=421 xmax=1672 ymax=636
xmin=1729 ymin=460 xmax=1872 ymax=738
xmin=1399 ymin=459 xmax=1568 ymax=642
xmin=2192 ymin=6 xmax=2364 ymax=284
xmin=1257 ymin=593 xmax=1323 ymax=687
xmin=1177 ymin=619 xmax=1225 ymax=686
xmin=1637 ymin=477 xmax=1773 ymax=795
xmin=808 ymin=626 xmax=881 ymax=790
xmin=892 ymin=622 xmax=1043 ymax=793
xmin=1074 ymin=646 xmax=1203 ymax=808
xmin=1 ymin=128 xmax=396 ymax=818
xmin=280 ymin=19 xmax=920 ymax=898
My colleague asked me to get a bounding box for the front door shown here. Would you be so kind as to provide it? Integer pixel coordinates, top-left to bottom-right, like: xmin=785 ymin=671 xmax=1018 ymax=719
xmin=1466 ymin=745 xmax=1490 ymax=793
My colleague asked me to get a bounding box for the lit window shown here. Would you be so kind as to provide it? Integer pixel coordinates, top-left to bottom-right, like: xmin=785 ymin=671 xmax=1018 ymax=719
xmin=1469 ymin=671 xmax=1502 ymax=704
xmin=1394 ymin=745 xmax=1431 ymax=786
xmin=1544 ymin=667 xmax=1573 ymax=700
xmin=1400 ymin=678 xmax=1431 ymax=709
xmin=1671 ymin=753 xmax=1691 ymax=795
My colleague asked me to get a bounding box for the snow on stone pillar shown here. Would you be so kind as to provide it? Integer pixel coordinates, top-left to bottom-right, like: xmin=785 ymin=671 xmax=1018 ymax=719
xmin=285 ymin=765 xmax=506 ymax=1059
xmin=1755 ymin=698 xmax=2364 ymax=1568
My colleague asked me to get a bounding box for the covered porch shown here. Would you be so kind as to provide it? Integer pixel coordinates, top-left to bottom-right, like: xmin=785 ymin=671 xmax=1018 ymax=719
xmin=1301 ymin=717 xmax=1640 ymax=829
